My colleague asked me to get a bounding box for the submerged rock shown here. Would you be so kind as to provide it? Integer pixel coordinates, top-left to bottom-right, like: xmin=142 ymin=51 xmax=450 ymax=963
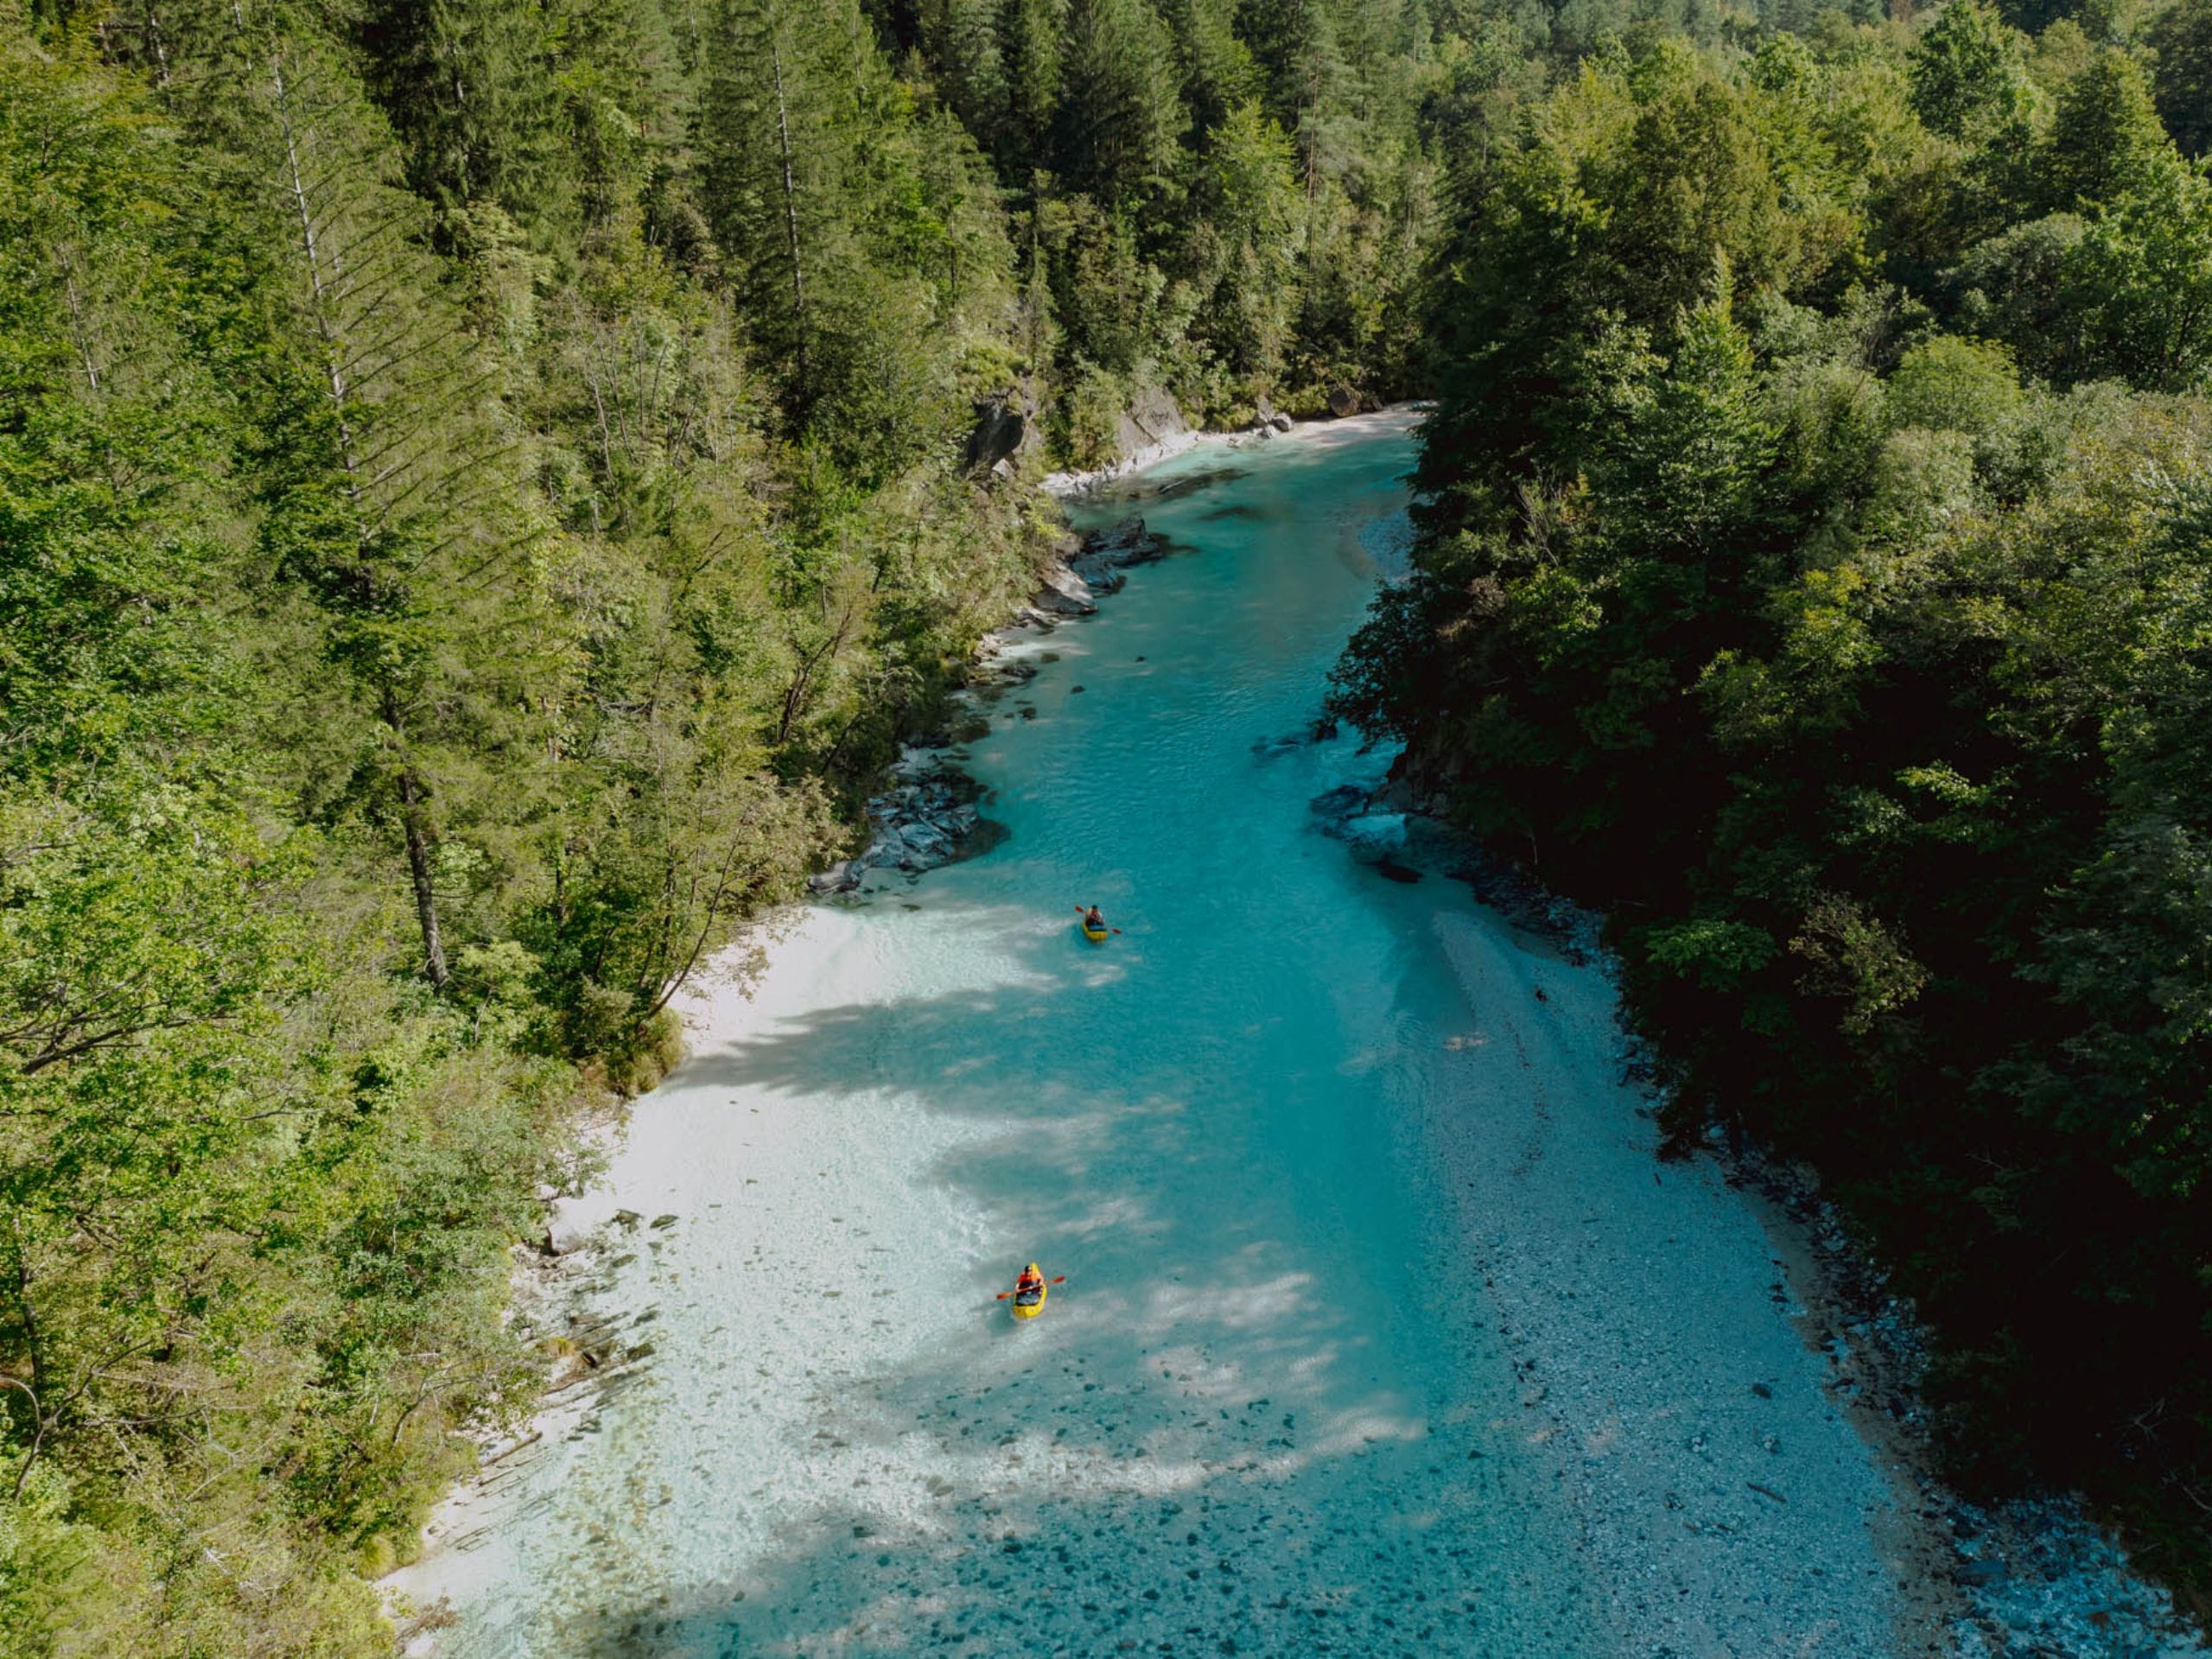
xmin=1308 ymin=783 xmax=1371 ymax=823
xmin=1084 ymin=516 xmax=1166 ymax=568
xmin=1341 ymin=812 xmax=1409 ymax=861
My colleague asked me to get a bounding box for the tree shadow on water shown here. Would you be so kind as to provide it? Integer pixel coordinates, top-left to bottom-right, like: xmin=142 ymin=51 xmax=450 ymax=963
xmin=512 ymin=911 xmax=1586 ymax=1657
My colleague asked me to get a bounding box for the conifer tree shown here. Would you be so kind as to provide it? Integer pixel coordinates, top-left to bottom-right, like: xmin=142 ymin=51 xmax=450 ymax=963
xmin=1907 ymin=0 xmax=2035 ymax=142
xmin=699 ymin=0 xmax=844 ymax=415
xmin=2040 ymin=48 xmax=2171 ymax=211
xmin=1052 ymin=0 xmax=1187 ymax=213
xmin=352 ymin=0 xmax=566 ymax=220
xmin=167 ymin=10 xmax=544 ymax=991
xmin=996 ymin=0 xmax=1065 ymax=172
xmin=1156 ymin=0 xmax=1258 ymax=140
xmin=1236 ymin=0 xmax=1348 ymax=195
xmin=2151 ymin=0 xmax=2212 ymax=157
xmin=1190 ymin=99 xmax=1302 ymax=378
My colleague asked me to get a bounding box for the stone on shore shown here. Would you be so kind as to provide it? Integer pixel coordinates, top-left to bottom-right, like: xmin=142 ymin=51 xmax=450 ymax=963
xmin=1027 ymin=563 xmax=1096 ymax=617
xmin=807 ymin=859 xmax=861 ymax=895
xmin=1114 ymin=385 xmax=1188 ymax=459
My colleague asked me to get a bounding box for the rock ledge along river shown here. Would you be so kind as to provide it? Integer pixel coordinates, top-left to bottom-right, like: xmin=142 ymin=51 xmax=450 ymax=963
xmin=396 ymin=410 xmax=1941 ymax=1658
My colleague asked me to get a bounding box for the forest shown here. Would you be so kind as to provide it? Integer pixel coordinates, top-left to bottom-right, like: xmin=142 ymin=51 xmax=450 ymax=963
xmin=10 ymin=0 xmax=2212 ymax=1644
xmin=0 ymin=0 xmax=1452 ymax=1649
xmin=1331 ymin=0 xmax=2212 ymax=1605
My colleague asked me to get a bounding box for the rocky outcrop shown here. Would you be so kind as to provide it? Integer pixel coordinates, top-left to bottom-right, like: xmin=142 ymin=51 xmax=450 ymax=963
xmin=1326 ymin=384 xmax=1360 ymax=418
xmin=835 ymin=754 xmax=986 ymax=884
xmin=1116 ymin=385 xmax=1188 ymax=459
xmin=964 ymin=385 xmax=1037 ymax=476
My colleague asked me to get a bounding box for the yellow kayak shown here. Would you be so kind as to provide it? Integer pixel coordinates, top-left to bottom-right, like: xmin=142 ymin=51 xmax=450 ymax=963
xmin=1080 ymin=925 xmax=1110 ymax=943
xmin=1012 ymin=1281 xmax=1047 ymax=1319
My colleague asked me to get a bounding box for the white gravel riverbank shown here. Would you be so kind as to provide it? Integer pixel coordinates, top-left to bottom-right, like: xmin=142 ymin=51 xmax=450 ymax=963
xmin=1424 ymin=903 xmax=1942 ymax=1655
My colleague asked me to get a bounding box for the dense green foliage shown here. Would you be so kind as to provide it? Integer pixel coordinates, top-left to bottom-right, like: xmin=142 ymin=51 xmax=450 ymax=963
xmin=1335 ymin=2 xmax=2212 ymax=1574
xmin=18 ymin=0 xmax=2212 ymax=1635
xmin=0 ymin=0 xmax=1479 ymax=1650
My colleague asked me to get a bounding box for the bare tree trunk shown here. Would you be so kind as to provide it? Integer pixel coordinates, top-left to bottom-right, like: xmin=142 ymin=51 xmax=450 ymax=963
xmin=381 ymin=683 xmax=450 ymax=993
xmin=768 ymin=29 xmax=810 ymax=400
xmin=397 ymin=767 xmax=451 ymax=993
xmin=4 ymin=1221 xmax=51 ymax=1501
xmin=271 ymin=43 xmax=456 ymax=993
xmin=271 ymin=54 xmax=365 ymax=505
xmin=143 ymin=0 xmax=171 ymax=86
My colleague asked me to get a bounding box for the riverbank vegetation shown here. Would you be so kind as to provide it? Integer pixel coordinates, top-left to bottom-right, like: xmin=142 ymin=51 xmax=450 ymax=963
xmin=1333 ymin=0 xmax=2212 ymax=1594
xmin=0 ymin=0 xmax=1469 ymax=1649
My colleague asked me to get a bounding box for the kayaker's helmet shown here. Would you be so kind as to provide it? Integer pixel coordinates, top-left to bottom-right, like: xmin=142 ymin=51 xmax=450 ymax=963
xmin=1024 ymin=1262 xmax=1040 ymax=1275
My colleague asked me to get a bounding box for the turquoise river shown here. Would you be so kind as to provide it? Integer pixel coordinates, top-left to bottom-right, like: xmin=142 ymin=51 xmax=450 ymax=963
xmin=397 ymin=410 xmax=1924 ymax=1659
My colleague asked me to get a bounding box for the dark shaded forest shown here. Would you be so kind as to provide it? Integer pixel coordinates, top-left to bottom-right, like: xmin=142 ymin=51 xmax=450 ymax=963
xmin=1332 ymin=0 xmax=2212 ymax=1603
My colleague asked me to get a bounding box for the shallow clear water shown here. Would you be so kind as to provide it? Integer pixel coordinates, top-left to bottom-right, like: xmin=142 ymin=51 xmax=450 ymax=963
xmin=420 ymin=419 xmax=1629 ymax=1656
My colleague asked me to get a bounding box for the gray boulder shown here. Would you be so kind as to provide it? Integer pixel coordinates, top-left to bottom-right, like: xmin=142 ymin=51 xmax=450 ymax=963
xmin=1116 ymin=385 xmax=1188 ymax=459
xmin=1028 ymin=565 xmax=1096 ymax=617
xmin=899 ymin=823 xmax=950 ymax=855
xmin=807 ymin=859 xmax=861 ymax=894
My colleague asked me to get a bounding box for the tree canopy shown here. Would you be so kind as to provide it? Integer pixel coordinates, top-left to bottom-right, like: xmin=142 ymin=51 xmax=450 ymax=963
xmin=1335 ymin=7 xmax=2212 ymax=1589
